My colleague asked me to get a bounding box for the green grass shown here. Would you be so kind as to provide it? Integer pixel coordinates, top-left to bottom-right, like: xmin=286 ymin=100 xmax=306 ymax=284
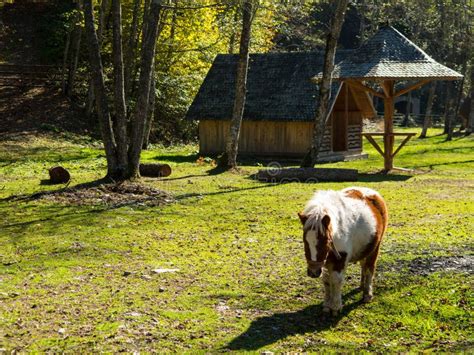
xmin=1 ymin=128 xmax=473 ymax=352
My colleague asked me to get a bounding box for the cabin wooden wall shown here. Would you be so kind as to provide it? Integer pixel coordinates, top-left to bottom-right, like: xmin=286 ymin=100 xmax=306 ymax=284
xmin=198 ymin=82 xmax=365 ymax=157
xmin=199 ymin=120 xmax=334 ymax=156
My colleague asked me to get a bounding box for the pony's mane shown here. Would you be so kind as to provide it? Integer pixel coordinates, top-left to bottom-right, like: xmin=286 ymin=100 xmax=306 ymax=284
xmin=303 ymin=190 xmax=339 ymax=233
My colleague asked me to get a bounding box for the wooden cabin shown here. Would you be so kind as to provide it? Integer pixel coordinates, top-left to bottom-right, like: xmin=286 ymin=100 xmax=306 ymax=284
xmin=186 ymin=51 xmax=376 ymax=161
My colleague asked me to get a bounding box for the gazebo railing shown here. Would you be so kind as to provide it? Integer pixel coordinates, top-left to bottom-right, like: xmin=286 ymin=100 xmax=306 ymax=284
xmin=362 ymin=132 xmax=417 ymax=168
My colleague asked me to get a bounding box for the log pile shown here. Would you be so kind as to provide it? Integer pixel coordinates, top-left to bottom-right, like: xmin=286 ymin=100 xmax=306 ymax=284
xmin=48 ymin=166 xmax=70 ymax=184
xmin=139 ymin=163 xmax=172 ymax=177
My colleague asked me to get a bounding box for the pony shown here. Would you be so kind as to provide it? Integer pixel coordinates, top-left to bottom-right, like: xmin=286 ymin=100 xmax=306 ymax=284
xmin=298 ymin=187 xmax=388 ymax=315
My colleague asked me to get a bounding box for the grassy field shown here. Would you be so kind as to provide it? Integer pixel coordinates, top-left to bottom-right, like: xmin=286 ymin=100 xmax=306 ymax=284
xmin=1 ymin=128 xmax=473 ymax=352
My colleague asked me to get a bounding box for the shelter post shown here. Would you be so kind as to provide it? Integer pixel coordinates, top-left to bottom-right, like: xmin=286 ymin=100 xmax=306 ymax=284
xmin=383 ymin=80 xmax=394 ymax=171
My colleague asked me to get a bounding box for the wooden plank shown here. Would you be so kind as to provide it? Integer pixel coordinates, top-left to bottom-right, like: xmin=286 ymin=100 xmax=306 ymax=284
xmin=348 ymin=124 xmax=362 ymax=150
xmin=347 ymin=85 xmax=376 ymax=119
xmin=380 ymin=81 xmax=391 ymax=98
xmin=346 ymin=80 xmax=386 ymax=98
xmin=364 ymin=134 xmax=385 ymax=157
xmin=391 ymin=134 xmax=414 ymax=158
xmin=362 ymin=132 xmax=417 ymax=137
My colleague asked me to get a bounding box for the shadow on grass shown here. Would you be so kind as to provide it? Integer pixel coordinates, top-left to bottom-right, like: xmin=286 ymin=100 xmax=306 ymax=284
xmin=248 ymin=171 xmax=413 ymax=184
xmin=225 ymin=289 xmax=364 ymax=351
xmin=154 ymin=153 xmax=199 ymax=164
xmin=206 ymin=165 xmax=231 ymax=175
xmin=0 ymin=144 xmax=98 ymax=165
xmin=412 ymin=159 xmax=474 ymax=170
xmin=174 ymin=183 xmax=276 ymax=201
xmin=0 ymin=177 xmax=111 ymax=203
xmin=2 ymin=178 xmax=276 ymax=234
xmin=158 ymin=174 xmax=210 ymax=181
xmin=358 ymin=173 xmax=413 ymax=182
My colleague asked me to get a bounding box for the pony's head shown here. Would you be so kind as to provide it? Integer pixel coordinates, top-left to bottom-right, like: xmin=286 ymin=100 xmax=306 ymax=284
xmin=298 ymin=210 xmax=336 ymax=278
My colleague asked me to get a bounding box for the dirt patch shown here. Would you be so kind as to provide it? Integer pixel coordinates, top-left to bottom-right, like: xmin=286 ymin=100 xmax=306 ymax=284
xmin=34 ymin=182 xmax=173 ymax=207
xmin=0 ymin=86 xmax=96 ymax=135
xmin=408 ymin=255 xmax=474 ymax=276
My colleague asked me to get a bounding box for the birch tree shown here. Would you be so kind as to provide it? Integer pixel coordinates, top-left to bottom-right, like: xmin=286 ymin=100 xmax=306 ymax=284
xmin=112 ymin=0 xmax=128 ymax=174
xmin=301 ymin=0 xmax=349 ymax=168
xmin=83 ymin=0 xmax=163 ymax=180
xmin=83 ymin=0 xmax=118 ymax=178
xmin=127 ymin=0 xmax=163 ymax=178
xmin=225 ymin=0 xmax=255 ymax=169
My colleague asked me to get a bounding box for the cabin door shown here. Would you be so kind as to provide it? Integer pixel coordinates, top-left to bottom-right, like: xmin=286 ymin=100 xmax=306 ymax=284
xmin=332 ymin=112 xmax=348 ymax=152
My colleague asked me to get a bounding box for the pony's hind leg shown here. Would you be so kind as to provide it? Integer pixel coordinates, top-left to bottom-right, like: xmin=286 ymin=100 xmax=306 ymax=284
xmin=360 ymin=262 xmax=366 ymax=291
xmin=360 ymin=244 xmax=381 ymax=303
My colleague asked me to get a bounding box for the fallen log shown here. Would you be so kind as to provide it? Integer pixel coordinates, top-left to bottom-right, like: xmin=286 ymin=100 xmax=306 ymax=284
xmin=48 ymin=166 xmax=70 ymax=184
xmin=139 ymin=163 xmax=172 ymax=177
xmin=255 ymin=167 xmax=358 ymax=183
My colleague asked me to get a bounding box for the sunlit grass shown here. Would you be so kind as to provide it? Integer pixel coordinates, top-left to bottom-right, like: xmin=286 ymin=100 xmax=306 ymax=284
xmin=0 ymin=128 xmax=473 ymax=352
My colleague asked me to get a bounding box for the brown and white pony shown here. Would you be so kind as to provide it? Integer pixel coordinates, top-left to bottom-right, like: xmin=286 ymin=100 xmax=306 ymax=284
xmin=298 ymin=187 xmax=388 ymax=315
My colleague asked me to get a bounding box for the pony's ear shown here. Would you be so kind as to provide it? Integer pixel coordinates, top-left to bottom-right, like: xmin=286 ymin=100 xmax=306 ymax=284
xmin=321 ymin=215 xmax=331 ymax=229
xmin=297 ymin=212 xmax=308 ymax=225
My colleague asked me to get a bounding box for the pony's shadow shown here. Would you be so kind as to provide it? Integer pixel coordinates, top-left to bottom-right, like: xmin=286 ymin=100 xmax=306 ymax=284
xmin=225 ymin=289 xmax=363 ymax=351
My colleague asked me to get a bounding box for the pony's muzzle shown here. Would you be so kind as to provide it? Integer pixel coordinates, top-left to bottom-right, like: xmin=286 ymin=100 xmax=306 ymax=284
xmin=307 ymin=267 xmax=322 ymax=278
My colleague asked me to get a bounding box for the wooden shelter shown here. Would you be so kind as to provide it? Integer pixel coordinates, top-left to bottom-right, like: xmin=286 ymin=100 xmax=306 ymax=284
xmin=187 ymin=51 xmax=376 ymax=161
xmin=319 ymin=26 xmax=463 ymax=171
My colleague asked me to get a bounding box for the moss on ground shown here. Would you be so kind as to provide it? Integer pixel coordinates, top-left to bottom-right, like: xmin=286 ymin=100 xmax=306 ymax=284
xmin=0 ymin=128 xmax=473 ymax=352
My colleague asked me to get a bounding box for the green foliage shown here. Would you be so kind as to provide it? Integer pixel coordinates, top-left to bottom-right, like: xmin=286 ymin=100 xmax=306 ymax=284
xmin=149 ymin=0 xmax=278 ymax=143
xmin=37 ymin=2 xmax=77 ymax=63
xmin=0 ymin=129 xmax=473 ymax=351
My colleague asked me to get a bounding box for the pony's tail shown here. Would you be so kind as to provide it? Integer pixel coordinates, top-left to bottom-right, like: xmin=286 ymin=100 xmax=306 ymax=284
xmin=366 ymin=195 xmax=389 ymax=237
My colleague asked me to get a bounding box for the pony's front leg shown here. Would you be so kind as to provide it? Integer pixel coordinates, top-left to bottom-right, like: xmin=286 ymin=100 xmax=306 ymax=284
xmin=322 ymin=270 xmax=331 ymax=313
xmin=322 ymin=269 xmax=344 ymax=315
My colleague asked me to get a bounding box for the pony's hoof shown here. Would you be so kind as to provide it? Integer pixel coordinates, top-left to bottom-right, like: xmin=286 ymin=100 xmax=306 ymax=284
xmin=363 ymin=294 xmax=373 ymax=303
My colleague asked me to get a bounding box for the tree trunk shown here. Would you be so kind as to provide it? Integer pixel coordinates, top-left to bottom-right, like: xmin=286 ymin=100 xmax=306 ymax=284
xmin=124 ymin=0 xmax=141 ymax=97
xmin=128 ymin=0 xmax=150 ymax=101
xmin=112 ymin=0 xmax=129 ymax=175
xmin=443 ymin=82 xmax=453 ymax=134
xmin=358 ymin=0 xmax=365 ymax=45
xmin=85 ymin=84 xmax=95 ymax=118
xmin=301 ymin=0 xmax=349 ymax=167
xmin=142 ymin=72 xmax=156 ymax=149
xmin=402 ymin=91 xmax=412 ymax=127
xmin=127 ymin=0 xmax=163 ymax=178
xmin=467 ymin=90 xmax=474 ymax=135
xmin=166 ymin=0 xmax=178 ymax=60
xmin=83 ymin=0 xmax=119 ymax=178
xmin=228 ymin=9 xmax=239 ymax=54
xmin=447 ymin=72 xmax=466 ymax=141
xmin=61 ymin=30 xmax=71 ymax=93
xmin=85 ymin=0 xmax=110 ymax=117
xmin=225 ymin=0 xmax=254 ymax=169
xmin=98 ymin=0 xmax=110 ymax=41
xmin=66 ymin=21 xmax=82 ymax=97
xmin=466 ymin=38 xmax=474 ymax=135
xmin=420 ymin=81 xmax=436 ymax=138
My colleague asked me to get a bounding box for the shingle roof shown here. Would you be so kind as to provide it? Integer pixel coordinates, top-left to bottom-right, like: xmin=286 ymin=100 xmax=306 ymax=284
xmin=321 ymin=26 xmax=463 ymax=81
xmin=186 ymin=51 xmax=353 ymax=121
